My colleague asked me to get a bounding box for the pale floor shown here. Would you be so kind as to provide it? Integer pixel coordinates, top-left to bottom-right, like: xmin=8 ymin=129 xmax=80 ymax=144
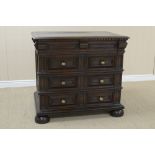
xmin=0 ymin=81 xmax=155 ymax=129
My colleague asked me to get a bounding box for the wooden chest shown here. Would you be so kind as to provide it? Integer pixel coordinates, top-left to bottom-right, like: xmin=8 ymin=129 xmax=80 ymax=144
xmin=32 ymin=31 xmax=129 ymax=124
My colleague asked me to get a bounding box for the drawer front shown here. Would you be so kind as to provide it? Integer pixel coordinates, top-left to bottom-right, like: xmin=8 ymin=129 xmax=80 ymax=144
xmin=39 ymin=93 xmax=82 ymax=110
xmin=37 ymin=40 xmax=79 ymax=50
xmin=36 ymin=40 xmax=117 ymax=51
xmin=87 ymin=91 xmax=113 ymax=104
xmin=88 ymin=75 xmax=113 ymax=87
xmin=48 ymin=56 xmax=78 ymax=70
xmin=38 ymin=55 xmax=79 ymax=71
xmin=49 ymin=94 xmax=76 ymax=106
xmin=39 ymin=76 xmax=78 ymax=90
xmin=87 ymin=73 xmax=122 ymax=88
xmin=88 ymin=56 xmax=115 ymax=69
xmin=85 ymin=90 xmax=121 ymax=108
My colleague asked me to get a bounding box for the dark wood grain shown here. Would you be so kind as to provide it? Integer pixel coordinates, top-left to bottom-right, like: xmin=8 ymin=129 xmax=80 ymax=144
xmin=32 ymin=31 xmax=129 ymax=124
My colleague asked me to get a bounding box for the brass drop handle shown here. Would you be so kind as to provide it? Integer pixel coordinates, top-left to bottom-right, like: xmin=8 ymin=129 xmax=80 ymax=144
xmin=100 ymin=79 xmax=105 ymax=84
xmin=61 ymin=99 xmax=66 ymax=104
xmin=100 ymin=60 xmax=105 ymax=65
xmin=61 ymin=61 xmax=66 ymax=66
xmin=99 ymin=96 xmax=104 ymax=102
xmin=61 ymin=81 xmax=66 ymax=86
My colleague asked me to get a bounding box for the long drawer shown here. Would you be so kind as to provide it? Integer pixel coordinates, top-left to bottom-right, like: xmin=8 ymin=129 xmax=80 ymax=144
xmin=37 ymin=72 xmax=122 ymax=91
xmin=36 ymin=39 xmax=118 ymax=52
xmin=37 ymin=54 xmax=123 ymax=73
xmin=38 ymin=88 xmax=121 ymax=112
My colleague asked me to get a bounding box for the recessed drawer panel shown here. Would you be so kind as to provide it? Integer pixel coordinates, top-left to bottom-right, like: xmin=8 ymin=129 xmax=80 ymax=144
xmin=85 ymin=89 xmax=121 ymax=108
xmin=49 ymin=76 xmax=77 ymax=89
xmin=87 ymin=75 xmax=113 ymax=87
xmin=88 ymin=56 xmax=115 ymax=69
xmin=87 ymin=91 xmax=113 ymax=104
xmin=39 ymin=93 xmax=81 ymax=110
xmin=49 ymin=95 xmax=76 ymax=106
xmin=48 ymin=56 xmax=78 ymax=70
xmin=37 ymin=40 xmax=79 ymax=50
xmin=88 ymin=41 xmax=117 ymax=50
xmin=87 ymin=73 xmax=122 ymax=88
xmin=38 ymin=56 xmax=79 ymax=71
xmin=39 ymin=76 xmax=78 ymax=90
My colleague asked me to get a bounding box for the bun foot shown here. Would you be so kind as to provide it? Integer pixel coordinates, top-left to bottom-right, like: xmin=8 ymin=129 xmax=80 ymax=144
xmin=110 ymin=109 xmax=124 ymax=117
xmin=35 ymin=115 xmax=50 ymax=124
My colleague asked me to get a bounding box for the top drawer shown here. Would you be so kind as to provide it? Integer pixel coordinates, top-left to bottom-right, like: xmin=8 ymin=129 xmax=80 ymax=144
xmin=35 ymin=39 xmax=118 ymax=52
xmin=36 ymin=40 xmax=79 ymax=50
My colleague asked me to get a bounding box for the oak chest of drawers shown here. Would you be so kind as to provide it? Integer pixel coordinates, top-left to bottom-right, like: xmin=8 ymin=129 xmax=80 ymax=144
xmin=32 ymin=31 xmax=129 ymax=124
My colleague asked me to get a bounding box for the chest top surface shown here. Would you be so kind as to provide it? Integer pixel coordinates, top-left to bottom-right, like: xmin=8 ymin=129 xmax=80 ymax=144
xmin=31 ymin=31 xmax=129 ymax=40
